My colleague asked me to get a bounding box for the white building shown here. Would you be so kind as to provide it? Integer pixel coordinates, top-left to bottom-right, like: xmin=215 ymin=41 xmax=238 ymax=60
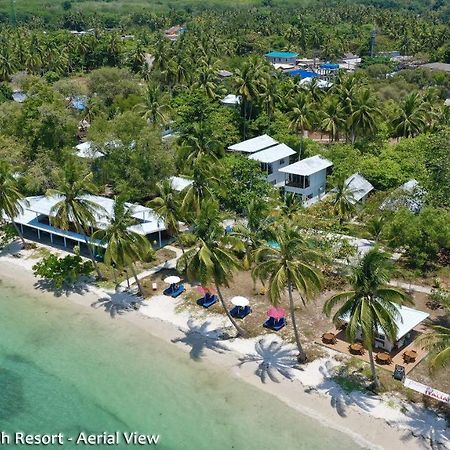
xmin=341 ymin=305 xmax=429 ymax=352
xmin=279 ymin=155 xmax=333 ymax=201
xmin=345 ymin=173 xmax=374 ymax=203
xmin=75 ymin=142 xmax=104 ymax=159
xmin=249 ymin=144 xmax=296 ymax=185
xmin=10 ymin=195 xmax=167 ymax=251
xmin=169 ymin=176 xmax=193 ymax=192
xmin=228 ymin=135 xmax=297 ymax=184
xmin=221 ymin=94 xmax=241 ymax=108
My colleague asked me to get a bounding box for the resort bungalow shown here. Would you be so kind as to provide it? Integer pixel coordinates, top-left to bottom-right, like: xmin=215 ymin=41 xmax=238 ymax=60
xmin=265 ymin=51 xmax=298 ymax=66
xmin=228 ymin=135 xmax=297 ymax=185
xmin=345 ymin=173 xmax=374 ymax=203
xmin=10 ymin=195 xmax=167 ymax=252
xmin=169 ymin=176 xmax=193 ymax=192
xmin=221 ymin=94 xmax=241 ymax=108
xmin=249 ymin=144 xmax=296 ymax=185
xmin=341 ymin=305 xmax=429 ymax=353
xmin=279 ymin=155 xmax=333 ymax=202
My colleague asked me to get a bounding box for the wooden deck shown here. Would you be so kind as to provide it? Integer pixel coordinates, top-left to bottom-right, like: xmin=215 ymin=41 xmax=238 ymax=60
xmin=318 ymin=328 xmax=429 ymax=375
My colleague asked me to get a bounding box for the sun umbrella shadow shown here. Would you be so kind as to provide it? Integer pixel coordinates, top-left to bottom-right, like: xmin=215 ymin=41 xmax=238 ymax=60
xmin=172 ymin=319 xmax=230 ymax=361
xmin=238 ymin=339 xmax=300 ymax=383
xmin=91 ymin=292 xmax=142 ymax=318
xmin=305 ymin=362 xmax=375 ymax=418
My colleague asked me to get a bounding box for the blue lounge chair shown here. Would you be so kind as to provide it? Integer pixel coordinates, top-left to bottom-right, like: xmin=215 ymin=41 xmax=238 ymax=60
xmin=164 ymin=284 xmax=185 ymax=298
xmin=197 ymin=293 xmax=217 ymax=308
xmin=230 ymin=305 xmax=251 ymax=319
xmin=263 ymin=317 xmax=286 ymax=331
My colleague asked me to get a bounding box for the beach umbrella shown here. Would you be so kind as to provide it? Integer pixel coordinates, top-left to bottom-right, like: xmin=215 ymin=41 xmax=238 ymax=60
xmin=164 ymin=275 xmax=181 ymax=285
xmin=231 ymin=296 xmax=249 ymax=307
xmin=267 ymin=307 xmax=285 ymax=319
xmin=197 ymin=286 xmax=215 ymax=295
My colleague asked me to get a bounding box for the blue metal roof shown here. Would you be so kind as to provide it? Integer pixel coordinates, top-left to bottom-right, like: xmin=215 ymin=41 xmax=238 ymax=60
xmin=320 ymin=63 xmax=340 ymax=70
xmin=265 ymin=51 xmax=298 ymax=58
xmin=287 ymin=69 xmax=318 ymax=78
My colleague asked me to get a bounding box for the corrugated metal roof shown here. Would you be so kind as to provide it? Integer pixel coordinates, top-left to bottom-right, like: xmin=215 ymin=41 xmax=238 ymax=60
xmin=169 ymin=176 xmax=193 ymax=192
xmin=279 ymin=155 xmax=332 ymax=176
xmin=228 ymin=134 xmax=278 ymax=153
xmin=249 ymin=143 xmax=296 ymax=164
xmin=345 ymin=173 xmax=374 ymax=202
xmin=265 ymin=51 xmax=298 ymax=58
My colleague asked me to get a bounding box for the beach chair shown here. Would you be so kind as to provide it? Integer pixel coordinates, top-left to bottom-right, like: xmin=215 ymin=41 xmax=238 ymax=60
xmin=170 ymin=284 xmax=185 ymax=298
xmin=263 ymin=317 xmax=286 ymax=331
xmin=230 ymin=305 xmax=251 ymax=319
xmin=197 ymin=293 xmax=218 ymax=308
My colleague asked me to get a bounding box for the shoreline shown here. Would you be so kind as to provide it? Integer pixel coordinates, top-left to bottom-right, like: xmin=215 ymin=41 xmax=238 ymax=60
xmin=0 ymin=255 xmax=448 ymax=450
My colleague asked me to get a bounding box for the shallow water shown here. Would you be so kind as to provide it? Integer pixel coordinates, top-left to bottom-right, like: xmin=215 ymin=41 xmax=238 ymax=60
xmin=0 ymin=279 xmax=361 ymax=449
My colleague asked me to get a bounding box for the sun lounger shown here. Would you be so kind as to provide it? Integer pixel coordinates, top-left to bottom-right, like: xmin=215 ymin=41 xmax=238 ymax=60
xmin=230 ymin=305 xmax=251 ymax=319
xmin=263 ymin=317 xmax=286 ymax=331
xmin=163 ymin=284 xmax=185 ymax=298
xmin=197 ymin=294 xmax=218 ymax=308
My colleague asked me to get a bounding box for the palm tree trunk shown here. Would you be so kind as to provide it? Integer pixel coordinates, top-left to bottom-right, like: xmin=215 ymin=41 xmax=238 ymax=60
xmin=288 ymin=281 xmax=307 ymax=363
xmin=11 ymin=219 xmax=26 ymax=248
xmin=130 ymin=263 xmax=145 ymax=298
xmin=112 ymin=266 xmax=118 ymax=291
xmin=215 ymin=282 xmax=247 ymax=338
xmin=83 ymin=236 xmax=104 ymax=280
xmin=367 ymin=347 xmax=380 ymax=390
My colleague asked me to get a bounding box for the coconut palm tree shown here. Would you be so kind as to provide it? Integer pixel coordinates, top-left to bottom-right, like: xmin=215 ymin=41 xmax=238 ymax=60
xmin=47 ymin=163 xmax=105 ymax=279
xmin=0 ymin=161 xmax=26 ymax=247
xmin=391 ymin=92 xmax=429 ymax=139
xmin=253 ymin=222 xmax=324 ymax=362
xmin=93 ymin=196 xmax=153 ymax=296
xmin=320 ymin=97 xmax=345 ymax=141
xmin=148 ymin=180 xmax=183 ymax=241
xmin=331 ymin=177 xmax=359 ymax=225
xmin=135 ymin=83 xmax=171 ymax=125
xmin=323 ymin=249 xmax=412 ymax=389
xmin=177 ymin=199 xmax=247 ymax=337
xmin=288 ymin=92 xmax=316 ymax=136
xmin=417 ymin=296 xmax=450 ymax=371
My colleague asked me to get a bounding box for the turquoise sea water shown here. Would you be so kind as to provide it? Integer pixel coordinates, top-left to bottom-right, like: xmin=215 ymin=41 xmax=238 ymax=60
xmin=0 ymin=279 xmax=361 ymax=450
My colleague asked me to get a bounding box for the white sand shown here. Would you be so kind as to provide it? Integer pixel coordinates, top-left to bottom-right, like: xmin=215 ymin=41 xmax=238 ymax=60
xmin=0 ymin=244 xmax=449 ymax=450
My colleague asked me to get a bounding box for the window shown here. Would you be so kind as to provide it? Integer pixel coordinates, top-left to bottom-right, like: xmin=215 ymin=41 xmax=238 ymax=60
xmin=279 ymin=158 xmax=285 ymax=165
xmin=289 ymin=174 xmax=310 ymax=188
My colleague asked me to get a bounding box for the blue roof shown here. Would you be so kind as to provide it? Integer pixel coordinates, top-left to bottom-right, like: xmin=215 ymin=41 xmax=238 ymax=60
xmin=287 ymin=69 xmax=318 ymax=79
xmin=320 ymin=63 xmax=340 ymax=70
xmin=265 ymin=51 xmax=298 ymax=58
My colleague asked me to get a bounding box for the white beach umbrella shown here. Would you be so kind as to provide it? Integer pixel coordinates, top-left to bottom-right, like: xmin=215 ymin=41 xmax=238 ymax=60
xmin=164 ymin=275 xmax=181 ymax=285
xmin=231 ymin=296 xmax=249 ymax=307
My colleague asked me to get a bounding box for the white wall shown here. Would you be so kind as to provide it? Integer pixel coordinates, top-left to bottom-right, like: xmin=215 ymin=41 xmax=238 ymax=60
xmin=264 ymin=157 xmax=291 ymax=184
xmin=284 ymin=169 xmax=328 ymax=200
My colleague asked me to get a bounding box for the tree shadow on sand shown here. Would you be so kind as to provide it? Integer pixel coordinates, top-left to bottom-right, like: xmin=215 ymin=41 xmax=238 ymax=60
xmin=33 ymin=278 xmax=91 ymax=298
xmin=397 ymin=403 xmax=450 ymax=450
xmin=304 ymin=361 xmax=375 ymax=417
xmin=172 ymin=319 xmax=230 ymax=361
xmin=91 ymin=292 xmax=142 ymax=318
xmin=238 ymin=339 xmax=300 ymax=383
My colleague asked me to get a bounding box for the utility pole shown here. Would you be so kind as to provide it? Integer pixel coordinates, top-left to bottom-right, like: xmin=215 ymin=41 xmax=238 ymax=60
xmin=370 ymin=30 xmax=376 ymax=57
xmin=10 ymin=0 xmax=17 ymax=26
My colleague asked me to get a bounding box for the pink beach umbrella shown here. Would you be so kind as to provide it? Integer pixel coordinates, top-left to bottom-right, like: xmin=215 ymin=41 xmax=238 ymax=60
xmin=196 ymin=286 xmax=215 ymax=295
xmin=267 ymin=307 xmax=286 ymax=320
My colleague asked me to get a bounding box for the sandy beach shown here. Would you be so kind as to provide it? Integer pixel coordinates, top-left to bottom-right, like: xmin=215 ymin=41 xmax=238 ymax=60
xmin=0 ymin=250 xmax=448 ymax=450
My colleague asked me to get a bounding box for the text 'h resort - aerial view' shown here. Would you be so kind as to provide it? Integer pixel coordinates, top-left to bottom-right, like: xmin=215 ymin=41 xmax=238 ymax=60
xmin=0 ymin=0 xmax=449 ymax=449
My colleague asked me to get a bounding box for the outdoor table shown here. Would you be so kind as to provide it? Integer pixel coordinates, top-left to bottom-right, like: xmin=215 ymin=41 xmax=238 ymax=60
xmin=350 ymin=343 xmax=364 ymax=355
xmin=403 ymin=350 xmax=418 ymax=363
xmin=376 ymin=352 xmax=392 ymax=365
xmin=322 ymin=333 xmax=337 ymax=344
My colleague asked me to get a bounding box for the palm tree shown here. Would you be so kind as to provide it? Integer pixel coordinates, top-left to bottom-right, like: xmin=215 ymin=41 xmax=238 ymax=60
xmin=320 ymin=97 xmax=345 ymax=141
xmin=331 ymin=177 xmax=359 ymax=225
xmin=47 ymin=163 xmax=105 ymax=279
xmin=0 ymin=161 xmax=26 ymax=247
xmin=93 ymin=197 xmax=153 ymax=296
xmin=323 ymin=249 xmax=412 ymax=389
xmin=253 ymin=222 xmax=324 ymax=362
xmin=417 ymin=296 xmax=450 ymax=371
xmin=135 ymin=83 xmax=171 ymax=125
xmin=288 ymin=92 xmax=316 ymax=136
xmin=391 ymin=92 xmax=429 ymax=139
xmin=176 ymin=199 xmax=247 ymax=337
xmin=148 ymin=180 xmax=182 ymax=241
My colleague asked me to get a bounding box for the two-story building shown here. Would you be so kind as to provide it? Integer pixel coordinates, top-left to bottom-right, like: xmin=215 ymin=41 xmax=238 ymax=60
xmin=279 ymin=155 xmax=333 ymax=201
xmin=228 ymin=135 xmax=297 ymax=185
